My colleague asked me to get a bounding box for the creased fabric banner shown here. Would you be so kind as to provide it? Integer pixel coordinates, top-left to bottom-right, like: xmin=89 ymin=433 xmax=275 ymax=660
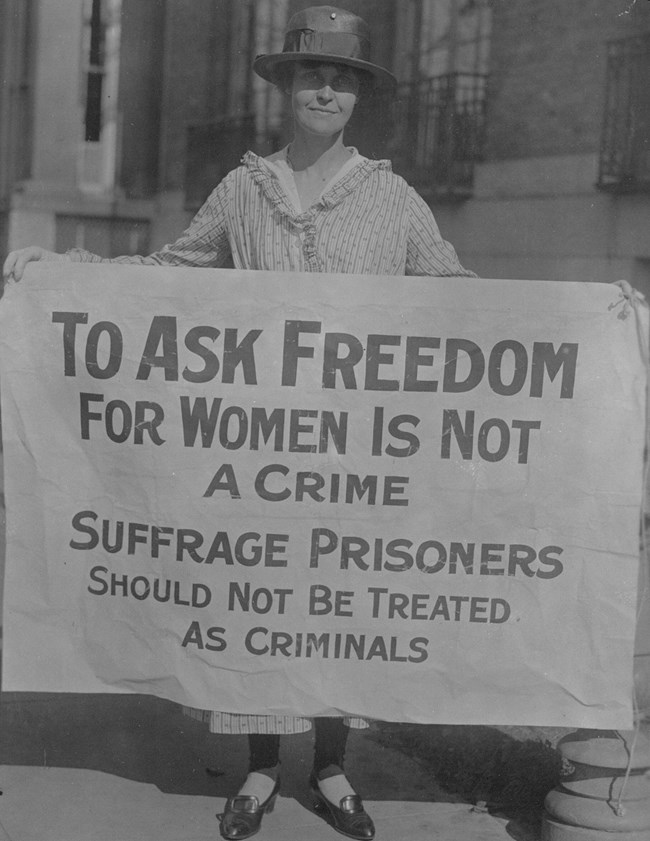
xmin=0 ymin=264 xmax=646 ymax=728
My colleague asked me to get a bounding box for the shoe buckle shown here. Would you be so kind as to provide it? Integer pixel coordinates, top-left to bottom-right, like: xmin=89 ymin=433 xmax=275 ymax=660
xmin=229 ymin=795 xmax=259 ymax=813
xmin=340 ymin=795 xmax=363 ymax=813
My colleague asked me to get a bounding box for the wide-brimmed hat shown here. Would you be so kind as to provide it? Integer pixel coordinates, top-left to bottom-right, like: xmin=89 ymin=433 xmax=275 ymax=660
xmin=253 ymin=5 xmax=397 ymax=90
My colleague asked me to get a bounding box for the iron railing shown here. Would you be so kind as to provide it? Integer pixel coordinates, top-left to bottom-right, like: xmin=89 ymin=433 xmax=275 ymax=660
xmin=185 ymin=114 xmax=258 ymax=210
xmin=388 ymin=73 xmax=488 ymax=198
xmin=598 ymin=34 xmax=650 ymax=192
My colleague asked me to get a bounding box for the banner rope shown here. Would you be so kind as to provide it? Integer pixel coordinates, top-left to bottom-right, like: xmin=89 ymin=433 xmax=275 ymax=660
xmin=608 ymin=279 xmax=649 ymax=817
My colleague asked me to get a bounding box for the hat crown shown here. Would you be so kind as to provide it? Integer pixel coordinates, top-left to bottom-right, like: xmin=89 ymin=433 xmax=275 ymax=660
xmin=252 ymin=5 xmax=396 ymax=90
xmin=286 ymin=6 xmax=370 ymax=40
xmin=281 ymin=5 xmax=371 ymax=65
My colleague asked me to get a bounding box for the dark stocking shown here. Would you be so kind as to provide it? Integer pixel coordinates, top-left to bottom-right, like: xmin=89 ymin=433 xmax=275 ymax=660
xmin=313 ymin=717 xmax=350 ymax=779
xmin=247 ymin=733 xmax=280 ymax=780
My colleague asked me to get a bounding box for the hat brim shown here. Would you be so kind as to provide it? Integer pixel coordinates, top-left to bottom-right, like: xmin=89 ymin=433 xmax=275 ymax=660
xmin=253 ymin=52 xmax=397 ymax=91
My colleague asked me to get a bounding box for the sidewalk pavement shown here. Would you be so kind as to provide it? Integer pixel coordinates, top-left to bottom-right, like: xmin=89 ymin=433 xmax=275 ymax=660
xmin=0 ymin=692 xmax=535 ymax=841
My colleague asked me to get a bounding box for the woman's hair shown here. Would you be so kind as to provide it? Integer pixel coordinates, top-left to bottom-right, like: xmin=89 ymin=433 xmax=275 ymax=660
xmin=275 ymin=60 xmax=373 ymax=96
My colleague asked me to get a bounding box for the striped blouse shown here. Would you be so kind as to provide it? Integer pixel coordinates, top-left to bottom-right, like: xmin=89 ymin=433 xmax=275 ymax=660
xmin=69 ymin=150 xmax=474 ymax=734
xmin=70 ymin=149 xmax=475 ymax=279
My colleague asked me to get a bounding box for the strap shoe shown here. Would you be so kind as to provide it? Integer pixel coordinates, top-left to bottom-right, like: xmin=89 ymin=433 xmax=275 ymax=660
xmin=219 ymin=776 xmax=280 ymax=840
xmin=309 ymin=771 xmax=375 ymax=840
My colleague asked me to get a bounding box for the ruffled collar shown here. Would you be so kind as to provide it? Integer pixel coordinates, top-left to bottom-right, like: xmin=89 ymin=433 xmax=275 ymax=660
xmin=241 ymin=150 xmax=392 ymax=221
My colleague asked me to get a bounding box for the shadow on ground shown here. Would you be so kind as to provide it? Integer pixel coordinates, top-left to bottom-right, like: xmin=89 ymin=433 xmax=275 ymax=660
xmin=0 ymin=691 xmax=443 ymax=801
xmin=1 ymin=690 xmax=557 ymax=840
xmin=370 ymin=722 xmax=563 ymax=841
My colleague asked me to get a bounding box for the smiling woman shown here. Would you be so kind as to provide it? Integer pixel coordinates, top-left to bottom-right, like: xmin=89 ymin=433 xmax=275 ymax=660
xmin=1 ymin=6 xmax=476 ymax=841
xmin=283 ymin=61 xmax=362 ymax=209
xmin=3 ymin=5 xmax=475 ymax=286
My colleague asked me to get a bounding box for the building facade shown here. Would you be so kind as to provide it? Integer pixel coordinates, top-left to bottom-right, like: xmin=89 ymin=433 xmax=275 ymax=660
xmin=2 ymin=1 xmax=649 ymax=287
xmin=464 ymin=0 xmax=650 ymax=290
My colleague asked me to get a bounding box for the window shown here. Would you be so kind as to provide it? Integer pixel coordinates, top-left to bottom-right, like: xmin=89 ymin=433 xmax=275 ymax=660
xmin=79 ymin=0 xmax=121 ymax=190
xmin=0 ymin=0 xmax=35 ymax=198
xmin=390 ymin=0 xmax=491 ymax=198
xmin=599 ymin=34 xmax=650 ymax=192
xmin=390 ymin=72 xmax=487 ymax=197
xmin=185 ymin=116 xmax=257 ymax=211
xmin=84 ymin=0 xmax=105 ymax=143
xmin=184 ymin=0 xmax=287 ymax=209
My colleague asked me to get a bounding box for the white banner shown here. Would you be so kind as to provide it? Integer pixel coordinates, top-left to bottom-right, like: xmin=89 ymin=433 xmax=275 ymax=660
xmin=0 ymin=263 xmax=646 ymax=728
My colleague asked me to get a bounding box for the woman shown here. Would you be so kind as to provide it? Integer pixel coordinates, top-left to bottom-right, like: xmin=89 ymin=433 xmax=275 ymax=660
xmin=3 ymin=6 xmax=475 ymax=840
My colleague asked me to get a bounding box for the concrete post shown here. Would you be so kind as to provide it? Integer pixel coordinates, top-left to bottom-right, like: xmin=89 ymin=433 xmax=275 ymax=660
xmin=541 ymin=728 xmax=650 ymax=840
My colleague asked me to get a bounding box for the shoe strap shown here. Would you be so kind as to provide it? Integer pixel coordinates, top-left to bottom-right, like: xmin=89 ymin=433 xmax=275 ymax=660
xmin=339 ymin=794 xmax=364 ymax=813
xmin=227 ymin=795 xmax=260 ymax=813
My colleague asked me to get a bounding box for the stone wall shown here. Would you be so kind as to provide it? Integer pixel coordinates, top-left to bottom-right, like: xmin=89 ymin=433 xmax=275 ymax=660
xmin=486 ymin=0 xmax=650 ymax=161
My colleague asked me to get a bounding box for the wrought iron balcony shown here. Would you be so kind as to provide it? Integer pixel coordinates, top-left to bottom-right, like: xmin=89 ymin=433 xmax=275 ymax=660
xmin=598 ymin=34 xmax=650 ymax=193
xmin=185 ymin=114 xmax=258 ymax=210
xmin=387 ymin=73 xmax=488 ymax=199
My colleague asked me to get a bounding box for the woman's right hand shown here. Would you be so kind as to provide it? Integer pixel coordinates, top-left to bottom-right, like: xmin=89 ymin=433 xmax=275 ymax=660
xmin=3 ymin=247 xmax=69 ymax=284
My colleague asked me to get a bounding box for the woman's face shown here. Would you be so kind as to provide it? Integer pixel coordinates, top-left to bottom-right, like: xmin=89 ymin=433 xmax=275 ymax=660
xmin=290 ymin=62 xmax=360 ymax=139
